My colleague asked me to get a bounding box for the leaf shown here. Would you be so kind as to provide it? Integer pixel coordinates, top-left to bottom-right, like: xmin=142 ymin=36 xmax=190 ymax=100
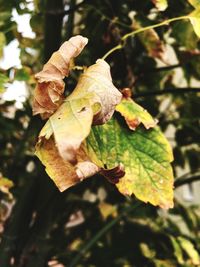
xmin=0 ymin=73 xmax=9 ymax=93
xmin=140 ymin=243 xmax=156 ymax=259
xmin=188 ymin=7 xmax=200 ymax=38
xmin=188 ymin=0 xmax=200 ymax=8
xmin=152 ymin=0 xmax=168 ymax=11
xmin=35 ymin=59 xmax=122 ymax=190
xmin=177 ymin=237 xmax=200 ymax=265
xmin=116 ymin=93 xmax=157 ymax=130
xmin=86 ymin=117 xmax=174 ymax=209
xmin=32 ymin=35 xmax=88 ymax=118
xmin=0 ymin=32 xmax=6 ymax=58
xmin=35 ymin=137 xmax=99 ymax=192
xmin=136 ymin=23 xmax=166 ymax=60
xmin=0 ymin=176 xmax=14 ymax=198
xmin=98 ymin=202 xmax=118 ymax=220
xmin=169 ymin=236 xmax=184 ymax=265
xmin=172 ymin=21 xmax=198 ymax=50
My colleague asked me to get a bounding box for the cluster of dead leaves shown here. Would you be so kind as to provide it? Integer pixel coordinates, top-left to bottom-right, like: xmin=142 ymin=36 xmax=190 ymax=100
xmin=33 ymin=35 xmax=174 ymax=209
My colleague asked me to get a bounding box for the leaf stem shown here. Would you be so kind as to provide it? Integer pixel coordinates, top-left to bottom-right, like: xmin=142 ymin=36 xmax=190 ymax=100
xmin=102 ymin=15 xmax=189 ymax=60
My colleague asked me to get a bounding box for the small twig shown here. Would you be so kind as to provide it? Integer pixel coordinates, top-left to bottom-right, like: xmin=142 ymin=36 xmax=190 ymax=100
xmin=102 ymin=15 xmax=189 ymax=60
xmin=175 ymin=175 xmax=200 ymax=188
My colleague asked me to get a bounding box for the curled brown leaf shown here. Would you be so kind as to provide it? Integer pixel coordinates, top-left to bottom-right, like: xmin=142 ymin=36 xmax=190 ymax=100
xmin=33 ymin=35 xmax=88 ymax=118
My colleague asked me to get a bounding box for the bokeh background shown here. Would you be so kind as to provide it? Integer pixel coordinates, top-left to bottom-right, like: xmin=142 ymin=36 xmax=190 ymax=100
xmin=0 ymin=0 xmax=200 ymax=266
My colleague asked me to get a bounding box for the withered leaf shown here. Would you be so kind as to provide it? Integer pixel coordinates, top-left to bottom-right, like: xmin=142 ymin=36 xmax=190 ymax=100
xmin=35 ymin=58 xmax=122 ymax=191
xmin=33 ymin=35 xmax=88 ymax=118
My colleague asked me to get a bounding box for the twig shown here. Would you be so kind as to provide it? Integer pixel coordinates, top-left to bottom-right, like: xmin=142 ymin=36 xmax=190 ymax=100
xmin=175 ymin=175 xmax=200 ymax=188
xmin=134 ymin=88 xmax=200 ymax=98
xmin=102 ymin=15 xmax=189 ymax=60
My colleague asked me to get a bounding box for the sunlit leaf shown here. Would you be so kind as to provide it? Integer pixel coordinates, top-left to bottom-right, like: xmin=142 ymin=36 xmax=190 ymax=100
xmin=169 ymin=236 xmax=184 ymax=265
xmin=177 ymin=237 xmax=200 ymax=265
xmin=152 ymin=0 xmax=168 ymax=11
xmin=140 ymin=243 xmax=156 ymax=259
xmin=86 ymin=117 xmax=174 ymax=209
xmin=0 ymin=176 xmax=13 ymax=198
xmin=188 ymin=7 xmax=200 ymax=38
xmin=188 ymin=0 xmax=200 ymax=8
xmin=98 ymin=202 xmax=118 ymax=220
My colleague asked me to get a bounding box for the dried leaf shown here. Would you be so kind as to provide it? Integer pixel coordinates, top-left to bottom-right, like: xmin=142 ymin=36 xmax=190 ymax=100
xmin=33 ymin=35 xmax=88 ymax=118
xmin=137 ymin=25 xmax=166 ymax=60
xmin=152 ymin=0 xmax=168 ymax=11
xmin=116 ymin=94 xmax=157 ymax=130
xmin=35 ymin=137 xmax=99 ymax=192
xmin=86 ymin=118 xmax=174 ymax=209
xmin=35 ymin=59 xmax=122 ymax=191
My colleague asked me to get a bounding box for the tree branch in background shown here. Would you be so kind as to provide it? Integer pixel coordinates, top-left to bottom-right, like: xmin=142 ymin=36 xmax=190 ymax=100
xmin=175 ymin=175 xmax=200 ymax=188
xmin=134 ymin=88 xmax=200 ymax=98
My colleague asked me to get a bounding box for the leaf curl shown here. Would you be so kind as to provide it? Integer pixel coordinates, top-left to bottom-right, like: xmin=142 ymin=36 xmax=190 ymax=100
xmin=32 ymin=35 xmax=88 ymax=118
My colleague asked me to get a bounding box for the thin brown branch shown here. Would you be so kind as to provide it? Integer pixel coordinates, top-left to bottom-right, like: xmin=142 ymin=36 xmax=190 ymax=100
xmin=134 ymin=88 xmax=200 ymax=98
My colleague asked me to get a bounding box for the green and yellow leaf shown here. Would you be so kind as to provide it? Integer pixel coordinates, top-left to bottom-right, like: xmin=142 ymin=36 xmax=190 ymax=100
xmin=177 ymin=237 xmax=200 ymax=265
xmin=0 ymin=32 xmax=6 ymax=58
xmin=86 ymin=117 xmax=174 ymax=209
xmin=116 ymin=96 xmax=157 ymax=130
xmin=188 ymin=7 xmax=200 ymax=38
xmin=35 ymin=56 xmax=122 ymax=191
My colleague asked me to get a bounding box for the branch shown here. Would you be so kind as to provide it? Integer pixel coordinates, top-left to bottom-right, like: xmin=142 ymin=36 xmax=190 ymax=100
xmin=134 ymin=88 xmax=200 ymax=98
xmin=42 ymin=0 xmax=86 ymax=16
xmin=102 ymin=15 xmax=189 ymax=60
xmin=175 ymin=175 xmax=200 ymax=188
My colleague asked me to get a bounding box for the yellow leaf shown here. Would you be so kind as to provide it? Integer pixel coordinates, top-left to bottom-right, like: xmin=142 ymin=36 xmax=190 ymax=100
xmin=189 ymin=7 xmax=200 ymax=38
xmin=36 ymin=137 xmax=99 ymax=192
xmin=116 ymin=94 xmax=157 ymax=130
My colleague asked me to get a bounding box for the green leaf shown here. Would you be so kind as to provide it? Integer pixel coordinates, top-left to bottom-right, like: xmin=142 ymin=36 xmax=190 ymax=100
xmin=0 ymin=32 xmax=6 ymax=58
xmin=116 ymin=97 xmax=157 ymax=130
xmin=152 ymin=0 xmax=168 ymax=11
xmin=0 ymin=73 xmax=9 ymax=93
xmin=177 ymin=237 xmax=200 ymax=265
xmin=86 ymin=117 xmax=174 ymax=209
xmin=172 ymin=21 xmax=198 ymax=50
xmin=169 ymin=236 xmax=184 ymax=265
